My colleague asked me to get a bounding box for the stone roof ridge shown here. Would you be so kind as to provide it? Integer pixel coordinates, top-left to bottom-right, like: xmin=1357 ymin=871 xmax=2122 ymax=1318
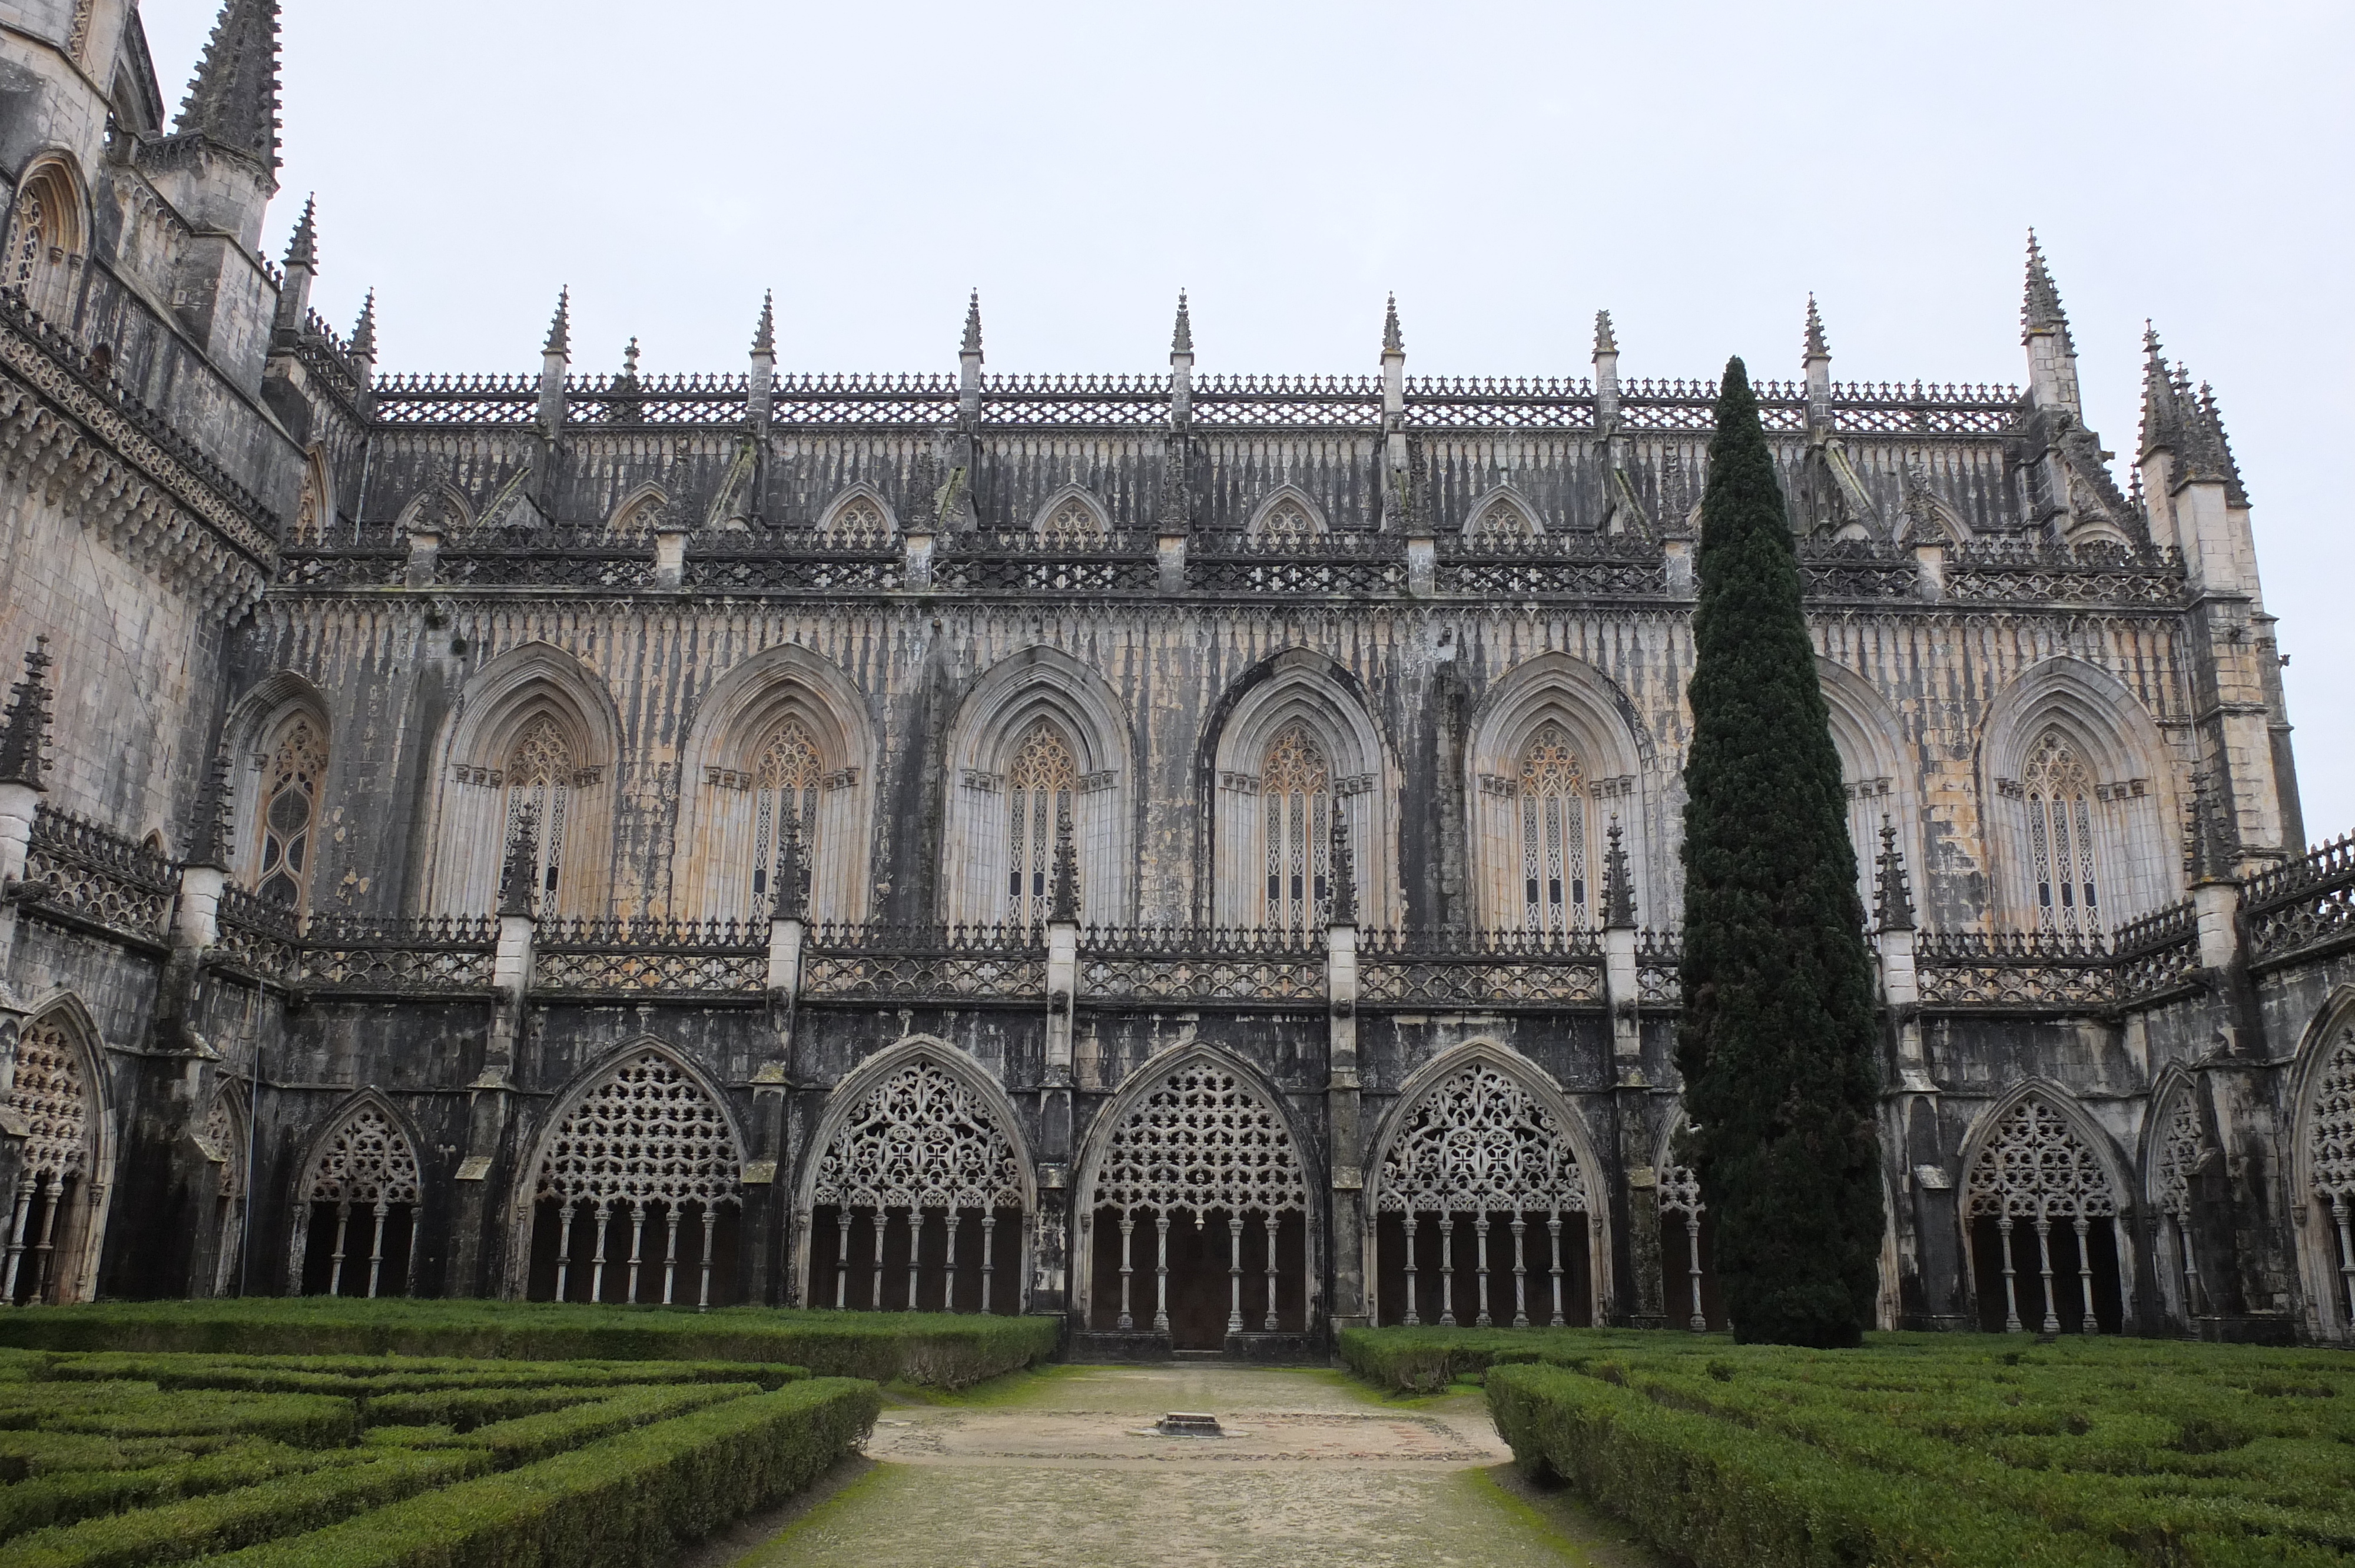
xmin=173 ymin=0 xmax=281 ymax=168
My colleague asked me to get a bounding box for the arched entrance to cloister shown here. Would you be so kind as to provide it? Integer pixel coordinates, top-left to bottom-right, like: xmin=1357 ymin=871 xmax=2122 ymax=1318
xmin=1962 ymin=1090 xmax=2129 ymax=1334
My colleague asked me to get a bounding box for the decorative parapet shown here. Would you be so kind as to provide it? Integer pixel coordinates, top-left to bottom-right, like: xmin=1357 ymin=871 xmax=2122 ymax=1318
xmin=799 ymin=921 xmax=1048 ymax=1002
xmin=1076 ymin=925 xmax=1326 ymax=1005
xmin=1357 ymin=927 xmax=1607 ymax=1008
xmin=211 ymin=883 xmax=303 ymax=978
xmin=11 ymin=806 xmax=177 ymax=943
xmin=529 ymin=917 xmax=766 ymax=996
xmin=1910 ymin=908 xmax=2204 ymax=1013
xmin=933 ymin=533 xmax=1161 ymax=594
xmin=1187 ymin=534 xmax=1409 ymax=596
xmin=2245 ymin=834 xmax=2355 ymax=968
xmin=297 ymin=914 xmax=497 ymax=992
xmin=1941 ymin=540 xmax=2186 ymax=608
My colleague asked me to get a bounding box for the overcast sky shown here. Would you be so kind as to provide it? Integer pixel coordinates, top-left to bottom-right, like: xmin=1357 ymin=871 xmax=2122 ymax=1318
xmin=144 ymin=0 xmax=2355 ymax=842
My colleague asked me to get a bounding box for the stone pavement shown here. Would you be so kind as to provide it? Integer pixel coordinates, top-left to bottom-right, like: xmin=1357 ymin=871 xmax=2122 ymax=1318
xmin=712 ymin=1363 xmax=1657 ymax=1568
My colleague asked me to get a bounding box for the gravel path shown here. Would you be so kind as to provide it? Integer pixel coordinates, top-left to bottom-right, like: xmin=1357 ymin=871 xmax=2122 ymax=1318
xmin=712 ymin=1364 xmax=1656 ymax=1568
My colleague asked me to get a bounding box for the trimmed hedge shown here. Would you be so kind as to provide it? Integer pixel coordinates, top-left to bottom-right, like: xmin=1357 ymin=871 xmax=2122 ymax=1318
xmin=0 ymin=1383 xmax=365 ymax=1448
xmin=35 ymin=1353 xmax=807 ymax=1397
xmin=0 ymin=1300 xmax=1054 ymax=1388
xmin=365 ymin=1383 xmax=759 ymax=1459
xmin=0 ymin=1443 xmax=332 ymax=1543
xmin=192 ymin=1378 xmax=880 ymax=1568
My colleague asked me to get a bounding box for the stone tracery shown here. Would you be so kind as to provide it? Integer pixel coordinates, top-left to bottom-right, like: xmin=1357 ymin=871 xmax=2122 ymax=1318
xmin=2154 ymin=1087 xmax=2209 ymax=1319
xmin=1965 ymin=1096 xmax=2120 ymax=1334
xmin=1 ymin=1015 xmax=94 ymax=1304
xmin=299 ymin=1103 xmax=422 ymax=1300
xmin=2309 ymin=1027 xmax=2355 ymax=1327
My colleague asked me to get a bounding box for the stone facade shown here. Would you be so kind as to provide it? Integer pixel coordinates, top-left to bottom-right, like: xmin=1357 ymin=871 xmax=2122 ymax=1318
xmin=1 ymin=1 xmax=2351 ymax=1348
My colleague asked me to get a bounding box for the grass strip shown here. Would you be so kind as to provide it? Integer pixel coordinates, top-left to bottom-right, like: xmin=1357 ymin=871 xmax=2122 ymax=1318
xmin=192 ymin=1377 xmax=880 ymax=1568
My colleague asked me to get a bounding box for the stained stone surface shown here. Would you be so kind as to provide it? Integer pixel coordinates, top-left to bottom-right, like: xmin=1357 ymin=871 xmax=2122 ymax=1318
xmin=723 ymin=1365 xmax=1655 ymax=1567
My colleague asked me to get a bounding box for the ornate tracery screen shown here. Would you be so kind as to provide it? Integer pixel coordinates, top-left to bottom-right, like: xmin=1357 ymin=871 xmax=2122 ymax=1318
xmin=810 ymin=1058 xmax=1025 ymax=1314
xmin=749 ymin=719 xmax=821 ymax=918
xmin=298 ymin=1104 xmax=422 ymax=1299
xmin=2 ymin=1016 xmax=92 ymax=1304
xmin=504 ymin=716 xmax=573 ymax=919
xmin=1261 ymin=723 xmax=1331 ymax=936
xmin=531 ymin=1052 xmax=741 ymax=1309
xmin=1097 ymin=1060 xmax=1307 ymax=1336
xmin=201 ymin=1092 xmax=247 ymax=1298
xmin=1518 ymin=725 xmax=1588 ymax=933
xmin=2154 ymin=1089 xmax=2210 ymax=1321
xmin=1657 ymin=1162 xmax=1712 ymax=1332
xmin=1254 ymin=498 xmax=1316 ymax=547
xmin=821 ymin=496 xmax=890 ymax=547
xmin=1965 ymin=1097 xmax=2120 ymax=1334
xmin=1041 ymin=495 xmax=1107 ymax=544
xmin=255 ymin=716 xmax=326 ymax=909
xmin=2310 ymin=1028 xmax=2355 ymax=1330
xmin=2024 ymin=729 xmax=2103 ymax=934
xmin=1475 ymin=498 xmax=1537 ymax=543
xmin=1375 ymin=1064 xmax=1590 ymax=1329
xmin=1005 ymin=720 xmax=1078 ymax=926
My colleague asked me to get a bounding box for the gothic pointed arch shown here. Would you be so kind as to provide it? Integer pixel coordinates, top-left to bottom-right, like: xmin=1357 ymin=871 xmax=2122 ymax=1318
xmin=1817 ymin=658 xmax=1918 ymax=928
xmin=940 ymin=647 xmax=1135 ymax=928
xmin=2290 ymin=991 xmax=2355 ymax=1341
xmin=1074 ymin=1044 xmax=1316 ymax=1345
xmin=815 ymin=482 xmax=897 ymax=547
xmin=1464 ymin=653 xmax=1654 ymax=933
xmin=2144 ymin=1067 xmax=2215 ymax=1328
xmin=221 ymin=672 xmax=333 ymax=913
xmin=1958 ymin=1084 xmax=2132 ymax=1334
xmin=292 ymin=445 xmax=334 ymax=545
xmin=671 ymin=643 xmax=876 ymax=923
xmin=1462 ymin=486 xmax=1544 ymax=543
xmin=795 ymin=1037 xmax=1034 ymax=1314
xmin=605 ymin=480 xmax=671 ymax=537
xmin=424 ymin=642 xmax=621 ymax=919
xmin=392 ymin=480 xmax=474 ymax=539
xmin=1033 ymin=484 xmax=1112 ymax=543
xmin=1243 ymin=484 xmax=1328 ymax=546
xmin=1 ymin=997 xmax=112 ymax=1305
xmin=1979 ymin=657 xmax=2182 ymax=932
xmin=1204 ymin=649 xmax=1394 ymax=931
xmin=1363 ymin=1042 xmax=1608 ymax=1328
xmin=513 ymin=1041 xmax=746 ymax=1307
xmin=8 ymin=152 xmax=88 ymax=317
xmin=195 ymin=1083 xmax=250 ymax=1298
xmin=287 ymin=1091 xmax=424 ymax=1300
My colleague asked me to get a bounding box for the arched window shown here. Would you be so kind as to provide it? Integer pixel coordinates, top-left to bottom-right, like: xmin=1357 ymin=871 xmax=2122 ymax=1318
xmin=810 ymin=1057 xmax=1026 ymax=1314
xmin=1040 ymin=494 xmax=1107 ymax=545
xmin=1089 ymin=1058 xmax=1308 ymax=1346
xmin=1373 ymin=1062 xmax=1593 ymax=1330
xmin=748 ymin=718 xmax=821 ymax=918
xmin=2153 ymin=1088 xmax=2210 ymax=1322
xmin=2308 ymin=1027 xmax=2355 ymax=1333
xmin=2022 ymin=729 xmax=2104 ymax=934
xmin=254 ymin=716 xmax=326 ymax=911
xmin=504 ymin=715 xmax=573 ymax=919
xmin=1254 ymin=498 xmax=1317 ymax=548
xmin=1518 ymin=724 xmax=1588 ymax=932
xmin=1 ymin=1015 xmax=95 ymax=1305
xmin=200 ymin=1091 xmax=247 ymax=1298
xmin=526 ymin=1052 xmax=742 ymax=1307
xmin=1965 ymin=1097 xmax=2122 ymax=1334
xmin=1474 ymin=497 xmax=1537 ymax=543
xmin=1005 ymin=720 xmax=1078 ymax=926
xmin=821 ymin=495 xmax=890 ymax=548
xmin=1260 ymin=723 xmax=1331 ymax=935
xmin=6 ymin=164 xmax=77 ymax=310
xmin=297 ymin=1104 xmax=421 ymax=1298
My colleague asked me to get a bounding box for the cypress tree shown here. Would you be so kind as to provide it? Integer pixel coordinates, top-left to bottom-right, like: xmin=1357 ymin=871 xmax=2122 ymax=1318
xmin=1675 ymin=357 xmax=1885 ymax=1347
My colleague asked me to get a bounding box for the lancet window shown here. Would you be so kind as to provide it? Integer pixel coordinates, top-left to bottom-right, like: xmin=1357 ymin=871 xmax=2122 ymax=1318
xmin=1006 ymin=720 xmax=1078 ymax=925
xmin=503 ymin=715 xmax=573 ymax=919
xmin=1255 ymin=499 xmax=1316 ymax=547
xmin=821 ymin=496 xmax=890 ymax=547
xmin=748 ymin=719 xmax=822 ymax=917
xmin=2309 ymin=1028 xmax=2355 ymax=1331
xmin=1518 ymin=725 xmax=1588 ymax=932
xmin=1657 ymin=1163 xmax=1717 ymax=1332
xmin=297 ymin=1105 xmax=422 ymax=1299
xmin=6 ymin=166 xmax=71 ymax=303
xmin=528 ymin=1054 xmax=741 ymax=1308
xmin=2154 ymin=1089 xmax=2209 ymax=1321
xmin=1474 ymin=498 xmax=1537 ymax=543
xmin=254 ymin=716 xmax=326 ymax=910
xmin=1041 ymin=495 xmax=1107 ymax=544
xmin=810 ymin=1059 xmax=1025 ymax=1315
xmin=1374 ymin=1064 xmax=1591 ymax=1331
xmin=2 ymin=1016 xmax=94 ymax=1305
xmin=2024 ymin=729 xmax=2103 ymax=934
xmin=1965 ymin=1097 xmax=2122 ymax=1334
xmin=1092 ymin=1061 xmax=1308 ymax=1346
xmin=1261 ymin=723 xmax=1331 ymax=935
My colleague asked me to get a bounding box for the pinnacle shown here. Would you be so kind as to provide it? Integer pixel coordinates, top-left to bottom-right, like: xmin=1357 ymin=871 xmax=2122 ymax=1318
xmin=350 ymin=290 xmax=376 ymax=359
xmin=1803 ymin=294 xmax=1830 ymax=363
xmin=752 ymin=291 xmax=776 ymax=357
xmin=1382 ymin=294 xmax=1404 ymax=356
xmin=174 ymin=0 xmax=282 ymax=169
xmin=0 ymin=636 xmax=55 ymax=791
xmin=283 ymin=194 xmax=317 ymax=271
xmin=1873 ymin=815 xmax=1915 ymax=932
xmin=2022 ymin=229 xmax=2072 ymax=348
xmin=1172 ymin=290 xmax=1193 ymax=355
xmin=621 ymin=337 xmax=641 ymax=380
xmin=961 ymin=290 xmax=983 ymax=357
xmin=1593 ymin=309 xmax=1617 ymax=357
xmin=543 ymin=287 xmax=571 ymax=360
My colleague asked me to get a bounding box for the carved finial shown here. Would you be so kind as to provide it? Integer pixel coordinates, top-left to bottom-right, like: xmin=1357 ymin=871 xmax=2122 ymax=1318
xmin=1872 ymin=815 xmax=1915 ymax=933
xmin=496 ymin=805 xmax=541 ymax=918
xmin=175 ymin=0 xmax=282 ymax=168
xmin=1172 ymin=290 xmax=1193 ymax=354
xmin=1603 ymin=816 xmax=1636 ymax=930
xmin=0 ymin=637 xmax=55 ymax=792
xmin=2021 ymin=229 xmax=2073 ymax=351
xmin=961 ymin=290 xmax=984 ymax=357
xmin=542 ymin=287 xmax=571 ymax=359
xmin=751 ymin=290 xmax=775 ymax=357
xmin=770 ymin=800 xmax=806 ymax=922
xmin=349 ymin=290 xmax=377 ymax=360
xmin=621 ymin=337 xmax=641 ymax=382
xmin=1593 ymin=309 xmax=1617 ymax=357
xmin=187 ymin=748 xmax=234 ymax=872
xmin=283 ymin=194 xmax=317 ymax=271
xmin=1803 ymin=294 xmax=1830 ymax=363
xmin=2139 ymin=321 xmax=2184 ymax=459
xmin=1381 ymin=293 xmax=1404 ymax=356
xmin=1049 ymin=800 xmax=1080 ymax=923
xmin=1327 ymin=809 xmax=1358 ymax=926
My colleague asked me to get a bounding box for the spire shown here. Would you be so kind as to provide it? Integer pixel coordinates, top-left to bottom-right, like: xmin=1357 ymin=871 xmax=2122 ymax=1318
xmin=0 ymin=637 xmax=54 ymax=792
xmin=2198 ymin=381 xmax=2248 ymax=506
xmin=542 ymin=288 xmax=571 ymax=360
xmin=1802 ymin=294 xmax=1830 ymax=363
xmin=1872 ymin=816 xmax=1915 ymax=933
xmin=1381 ymin=293 xmax=1404 ymax=356
xmin=961 ymin=290 xmax=984 ymax=357
xmin=1593 ymin=309 xmax=1617 ymax=356
xmin=496 ymin=805 xmax=541 ymax=918
xmin=1326 ymin=808 xmax=1358 ymax=925
xmin=2021 ymin=229 xmax=2073 ymax=351
xmin=174 ymin=0 xmax=281 ymax=168
xmin=1602 ymin=817 xmax=1636 ymax=930
xmin=282 ymin=194 xmax=316 ymax=271
xmin=769 ymin=800 xmax=805 ymax=922
xmin=1049 ymin=801 xmax=1080 ymax=924
xmin=349 ymin=291 xmax=377 ymax=360
xmin=186 ymin=748 xmax=234 ymax=872
xmin=1171 ymin=290 xmax=1193 ymax=354
xmin=2138 ymin=323 xmax=2184 ymax=459
xmin=751 ymin=291 xmax=775 ymax=357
